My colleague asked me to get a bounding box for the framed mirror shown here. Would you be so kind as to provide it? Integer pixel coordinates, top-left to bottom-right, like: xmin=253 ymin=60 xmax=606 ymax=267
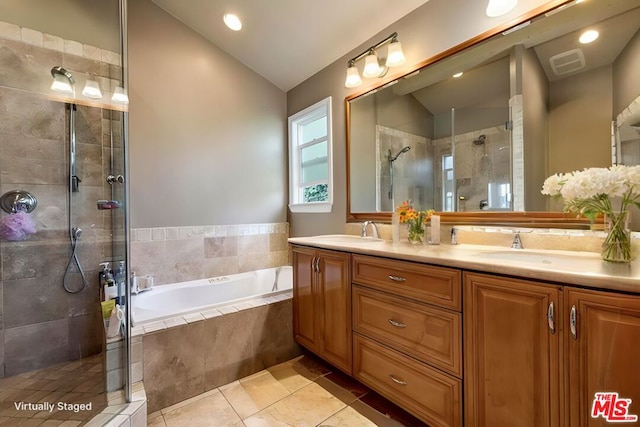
xmin=347 ymin=0 xmax=640 ymax=226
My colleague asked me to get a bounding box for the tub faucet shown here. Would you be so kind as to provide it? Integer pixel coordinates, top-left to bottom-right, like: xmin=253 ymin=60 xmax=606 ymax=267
xmin=272 ymin=267 xmax=281 ymax=292
xmin=511 ymin=231 xmax=524 ymax=249
xmin=361 ymin=221 xmax=379 ymax=238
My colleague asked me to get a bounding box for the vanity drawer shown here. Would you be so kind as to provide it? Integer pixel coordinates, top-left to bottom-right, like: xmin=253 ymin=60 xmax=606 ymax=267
xmin=354 ymin=334 xmax=462 ymax=427
xmin=352 ymin=255 xmax=462 ymax=311
xmin=352 ymin=285 xmax=462 ymax=377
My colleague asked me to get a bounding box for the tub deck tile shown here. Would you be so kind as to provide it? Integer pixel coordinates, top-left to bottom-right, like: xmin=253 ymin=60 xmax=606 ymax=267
xmin=183 ymin=313 xmax=206 ymax=324
xmin=201 ymin=309 xmax=223 ymax=319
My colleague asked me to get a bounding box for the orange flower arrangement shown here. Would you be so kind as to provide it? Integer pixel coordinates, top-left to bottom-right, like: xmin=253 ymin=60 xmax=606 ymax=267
xmin=395 ymin=201 xmax=435 ymax=243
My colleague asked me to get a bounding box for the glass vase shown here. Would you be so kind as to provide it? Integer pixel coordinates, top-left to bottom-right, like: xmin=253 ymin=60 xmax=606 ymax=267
xmin=602 ymin=210 xmax=632 ymax=263
xmin=407 ymin=223 xmax=424 ymax=245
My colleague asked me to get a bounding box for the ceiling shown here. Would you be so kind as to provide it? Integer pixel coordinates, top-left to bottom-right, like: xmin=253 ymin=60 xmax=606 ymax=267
xmin=150 ymin=0 xmax=429 ymax=92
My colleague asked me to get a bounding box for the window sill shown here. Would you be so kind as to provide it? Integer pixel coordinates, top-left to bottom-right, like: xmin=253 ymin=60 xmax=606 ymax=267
xmin=289 ymin=202 xmax=332 ymax=213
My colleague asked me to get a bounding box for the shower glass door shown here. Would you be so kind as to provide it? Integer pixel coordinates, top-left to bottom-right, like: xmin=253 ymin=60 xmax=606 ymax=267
xmin=0 ymin=0 xmax=129 ymax=423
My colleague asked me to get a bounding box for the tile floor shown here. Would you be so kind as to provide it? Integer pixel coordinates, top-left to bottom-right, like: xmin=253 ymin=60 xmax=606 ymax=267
xmin=148 ymin=353 xmax=427 ymax=427
xmin=0 ymin=354 xmax=108 ymax=426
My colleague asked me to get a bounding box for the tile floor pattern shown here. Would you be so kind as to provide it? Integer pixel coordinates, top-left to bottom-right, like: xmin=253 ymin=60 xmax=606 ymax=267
xmin=148 ymin=353 xmax=428 ymax=427
xmin=0 ymin=354 xmax=107 ymax=426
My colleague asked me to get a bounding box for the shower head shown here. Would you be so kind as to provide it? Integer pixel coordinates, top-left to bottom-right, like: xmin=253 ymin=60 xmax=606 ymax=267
xmin=473 ymin=134 xmax=486 ymax=145
xmin=389 ymin=146 xmax=411 ymax=162
xmin=50 ymin=66 xmax=75 ymax=93
xmin=71 ymin=227 xmax=82 ymax=240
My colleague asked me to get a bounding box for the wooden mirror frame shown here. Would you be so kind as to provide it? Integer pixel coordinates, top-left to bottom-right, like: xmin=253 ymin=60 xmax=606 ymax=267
xmin=345 ymin=0 xmax=596 ymax=228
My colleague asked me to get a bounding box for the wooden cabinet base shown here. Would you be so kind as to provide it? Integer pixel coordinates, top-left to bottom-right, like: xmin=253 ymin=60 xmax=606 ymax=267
xmin=353 ymin=334 xmax=462 ymax=427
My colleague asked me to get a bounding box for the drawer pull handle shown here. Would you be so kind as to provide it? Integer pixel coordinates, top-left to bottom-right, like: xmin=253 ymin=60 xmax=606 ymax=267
xmin=388 ymin=319 xmax=407 ymax=328
xmin=389 ymin=374 xmax=407 ymax=386
xmin=388 ymin=275 xmax=406 ymax=282
xmin=570 ymin=305 xmax=577 ymax=340
xmin=547 ymin=302 xmax=555 ymax=334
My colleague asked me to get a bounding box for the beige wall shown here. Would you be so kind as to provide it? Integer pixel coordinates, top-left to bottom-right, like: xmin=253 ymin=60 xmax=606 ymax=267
xmin=548 ymin=66 xmax=613 ymax=174
xmin=0 ymin=0 xmax=119 ymax=51
xmin=521 ymin=45 xmax=550 ymax=211
xmin=613 ymin=28 xmax=640 ymax=116
xmin=128 ymin=0 xmax=287 ymax=228
xmin=287 ymin=0 xmax=552 ymax=237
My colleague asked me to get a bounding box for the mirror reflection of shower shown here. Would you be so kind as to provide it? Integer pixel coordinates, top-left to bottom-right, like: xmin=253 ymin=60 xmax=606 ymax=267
xmin=388 ymin=146 xmax=411 ymax=207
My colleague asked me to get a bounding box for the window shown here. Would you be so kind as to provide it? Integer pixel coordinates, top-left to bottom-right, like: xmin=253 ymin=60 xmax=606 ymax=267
xmin=442 ymin=154 xmax=454 ymax=211
xmin=288 ymin=97 xmax=333 ymax=213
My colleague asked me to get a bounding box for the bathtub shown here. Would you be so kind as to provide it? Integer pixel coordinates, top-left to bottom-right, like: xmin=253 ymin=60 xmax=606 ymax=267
xmin=131 ymin=266 xmax=292 ymax=325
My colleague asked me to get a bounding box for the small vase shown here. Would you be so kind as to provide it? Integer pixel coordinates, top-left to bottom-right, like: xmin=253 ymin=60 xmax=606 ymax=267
xmin=407 ymin=223 xmax=424 ymax=245
xmin=602 ymin=210 xmax=632 ymax=263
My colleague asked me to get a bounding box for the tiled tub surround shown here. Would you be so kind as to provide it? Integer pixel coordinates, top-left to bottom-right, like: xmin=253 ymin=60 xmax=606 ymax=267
xmin=130 ymin=222 xmax=289 ymax=286
xmin=0 ymin=24 xmax=124 ymax=378
xmin=135 ymin=293 xmax=301 ymax=413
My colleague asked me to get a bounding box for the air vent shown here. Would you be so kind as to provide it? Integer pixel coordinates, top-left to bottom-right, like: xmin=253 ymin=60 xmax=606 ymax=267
xmin=549 ymin=49 xmax=585 ymax=76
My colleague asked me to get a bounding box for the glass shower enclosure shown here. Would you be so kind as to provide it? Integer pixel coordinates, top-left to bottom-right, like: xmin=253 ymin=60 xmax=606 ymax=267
xmin=0 ymin=0 xmax=130 ymax=423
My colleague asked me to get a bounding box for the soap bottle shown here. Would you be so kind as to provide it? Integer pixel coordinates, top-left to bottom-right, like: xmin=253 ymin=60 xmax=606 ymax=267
xmin=103 ymin=271 xmax=117 ymax=301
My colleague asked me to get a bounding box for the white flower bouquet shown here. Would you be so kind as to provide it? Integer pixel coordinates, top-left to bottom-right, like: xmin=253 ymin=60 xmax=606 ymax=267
xmin=542 ymin=165 xmax=640 ymax=262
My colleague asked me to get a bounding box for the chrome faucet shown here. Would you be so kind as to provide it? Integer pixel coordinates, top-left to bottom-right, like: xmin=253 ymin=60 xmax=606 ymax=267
xmin=272 ymin=266 xmax=281 ymax=292
xmin=511 ymin=231 xmax=524 ymax=249
xmin=450 ymin=227 xmax=458 ymax=245
xmin=361 ymin=221 xmax=379 ymax=238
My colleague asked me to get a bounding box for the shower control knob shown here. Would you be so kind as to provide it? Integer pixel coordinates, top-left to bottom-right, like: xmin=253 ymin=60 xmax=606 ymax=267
xmin=116 ymin=175 xmax=125 ymax=184
xmin=106 ymin=175 xmax=117 ymax=184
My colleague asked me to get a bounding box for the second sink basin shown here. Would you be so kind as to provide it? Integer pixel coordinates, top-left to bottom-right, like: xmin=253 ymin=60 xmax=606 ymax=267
xmin=473 ymin=250 xmax=596 ymax=265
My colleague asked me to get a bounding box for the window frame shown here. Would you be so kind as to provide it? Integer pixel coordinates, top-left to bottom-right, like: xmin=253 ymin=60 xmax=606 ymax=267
xmin=288 ymin=96 xmax=333 ymax=213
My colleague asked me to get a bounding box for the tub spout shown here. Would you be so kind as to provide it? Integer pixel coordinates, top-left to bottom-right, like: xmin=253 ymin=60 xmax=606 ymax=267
xmin=272 ymin=267 xmax=282 ymax=292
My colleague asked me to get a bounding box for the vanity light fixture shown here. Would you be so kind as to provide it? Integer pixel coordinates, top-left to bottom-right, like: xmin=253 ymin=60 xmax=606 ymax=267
xmin=579 ymin=29 xmax=599 ymax=44
xmin=82 ymin=79 xmax=102 ymax=99
xmin=344 ymin=32 xmax=405 ymax=88
xmin=223 ymin=13 xmax=242 ymax=31
xmin=111 ymin=86 xmax=129 ymax=104
xmin=50 ymin=66 xmax=75 ymax=94
xmin=486 ymin=0 xmax=518 ymax=17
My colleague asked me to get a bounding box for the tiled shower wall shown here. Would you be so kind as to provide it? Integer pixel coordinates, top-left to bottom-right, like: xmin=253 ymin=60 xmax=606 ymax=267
xmin=131 ymin=223 xmax=289 ymax=286
xmin=0 ymin=23 xmax=122 ymax=377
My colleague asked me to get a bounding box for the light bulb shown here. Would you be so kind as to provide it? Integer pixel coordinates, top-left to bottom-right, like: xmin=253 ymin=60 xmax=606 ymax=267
xmin=386 ymin=41 xmax=406 ymax=67
xmin=486 ymin=0 xmax=518 ymax=17
xmin=345 ymin=66 xmax=362 ymax=88
xmin=51 ymin=74 xmax=73 ymax=93
xmin=362 ymin=52 xmax=381 ymax=78
xmin=223 ymin=13 xmax=242 ymax=31
xmin=82 ymin=79 xmax=102 ymax=99
xmin=111 ymin=86 xmax=129 ymax=104
xmin=579 ymin=29 xmax=599 ymax=44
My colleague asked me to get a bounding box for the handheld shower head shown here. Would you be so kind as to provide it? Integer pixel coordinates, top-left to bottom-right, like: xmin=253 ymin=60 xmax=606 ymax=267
xmin=389 ymin=146 xmax=411 ymax=162
xmin=72 ymin=227 xmax=82 ymax=240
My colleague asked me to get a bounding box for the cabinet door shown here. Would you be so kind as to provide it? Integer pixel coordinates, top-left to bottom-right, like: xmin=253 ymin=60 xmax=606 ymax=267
xmin=317 ymin=249 xmax=352 ymax=374
xmin=292 ymin=246 xmax=319 ymax=352
xmin=464 ymin=273 xmax=562 ymax=427
xmin=567 ymin=289 xmax=640 ymax=427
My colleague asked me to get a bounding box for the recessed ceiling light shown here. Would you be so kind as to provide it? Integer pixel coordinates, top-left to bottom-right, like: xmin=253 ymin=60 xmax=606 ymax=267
xmin=453 ymin=72 xmax=463 ymax=78
xmin=579 ymin=29 xmax=599 ymax=44
xmin=223 ymin=13 xmax=242 ymax=31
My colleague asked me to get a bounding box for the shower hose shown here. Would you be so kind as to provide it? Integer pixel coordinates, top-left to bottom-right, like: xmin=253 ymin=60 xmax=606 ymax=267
xmin=62 ymin=227 xmax=87 ymax=293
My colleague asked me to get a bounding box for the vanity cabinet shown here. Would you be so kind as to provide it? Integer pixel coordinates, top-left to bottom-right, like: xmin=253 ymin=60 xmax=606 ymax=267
xmin=464 ymin=272 xmax=562 ymax=427
xmin=566 ymin=288 xmax=640 ymax=427
xmin=352 ymin=255 xmax=462 ymax=427
xmin=291 ymin=245 xmax=352 ymax=374
xmin=465 ymin=273 xmax=640 ymax=427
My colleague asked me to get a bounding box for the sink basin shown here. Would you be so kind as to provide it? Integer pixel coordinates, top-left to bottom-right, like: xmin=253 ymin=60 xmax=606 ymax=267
xmin=473 ymin=250 xmax=594 ymax=265
xmin=312 ymin=234 xmax=383 ymax=244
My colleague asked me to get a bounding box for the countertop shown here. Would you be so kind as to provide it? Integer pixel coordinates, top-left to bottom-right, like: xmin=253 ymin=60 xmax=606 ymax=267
xmin=288 ymin=235 xmax=640 ymax=294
